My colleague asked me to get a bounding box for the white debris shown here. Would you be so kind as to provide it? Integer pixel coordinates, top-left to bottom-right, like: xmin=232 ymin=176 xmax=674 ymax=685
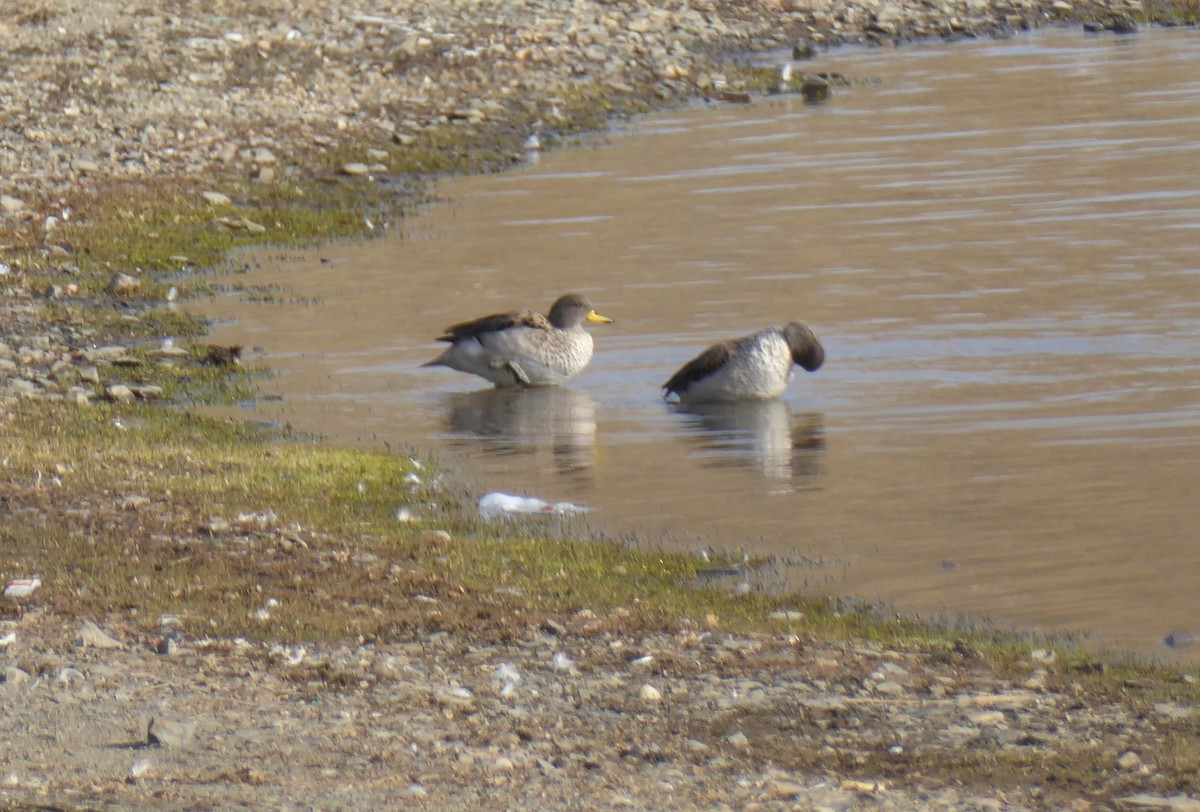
xmin=495 ymin=662 xmax=521 ymax=698
xmin=269 ymin=645 xmax=307 ymax=666
xmin=4 ymin=578 xmax=41 ymax=598
xmin=479 ymin=492 xmax=589 ymax=518
xmin=552 ymin=651 xmax=578 ymax=674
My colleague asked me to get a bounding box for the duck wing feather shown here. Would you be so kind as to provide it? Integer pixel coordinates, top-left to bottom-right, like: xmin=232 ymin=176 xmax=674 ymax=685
xmin=436 ymin=310 xmax=553 ymax=342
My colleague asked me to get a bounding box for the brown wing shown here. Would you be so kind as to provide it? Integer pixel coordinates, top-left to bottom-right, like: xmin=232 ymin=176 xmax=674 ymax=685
xmin=662 ymin=340 xmax=735 ymax=396
xmin=436 ymin=310 xmax=553 ymax=342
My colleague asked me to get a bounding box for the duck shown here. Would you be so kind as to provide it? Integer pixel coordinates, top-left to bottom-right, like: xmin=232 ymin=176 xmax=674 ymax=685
xmin=662 ymin=321 xmax=824 ymax=403
xmin=423 ymin=293 xmax=613 ymax=387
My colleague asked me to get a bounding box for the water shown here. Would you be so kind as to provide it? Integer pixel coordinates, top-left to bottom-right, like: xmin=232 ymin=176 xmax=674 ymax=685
xmin=202 ymin=29 xmax=1200 ymax=659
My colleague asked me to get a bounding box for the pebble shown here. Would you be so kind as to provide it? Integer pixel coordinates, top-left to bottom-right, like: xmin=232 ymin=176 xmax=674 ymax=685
xmin=107 ymin=273 xmax=141 ymax=296
xmin=342 ymin=162 xmax=371 ymax=176
xmin=726 ymin=731 xmax=750 ymax=750
xmin=5 ymin=666 xmax=32 ymax=691
xmin=639 ymin=684 xmax=663 ymax=703
xmin=147 ymin=717 xmax=197 ymax=748
xmin=1116 ymin=750 xmax=1143 ymax=771
xmin=105 ymin=384 xmax=135 ymax=403
xmin=202 ymin=191 xmax=232 ymax=206
xmin=79 ymin=621 xmax=124 ymax=650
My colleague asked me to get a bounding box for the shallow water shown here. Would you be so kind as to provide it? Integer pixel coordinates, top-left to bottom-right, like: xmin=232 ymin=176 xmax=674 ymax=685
xmin=203 ymin=28 xmax=1200 ymax=659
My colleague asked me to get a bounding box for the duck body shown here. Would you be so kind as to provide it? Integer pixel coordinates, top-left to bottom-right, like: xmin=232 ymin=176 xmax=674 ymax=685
xmin=663 ymin=321 xmax=824 ymax=404
xmin=424 ymin=293 xmax=611 ymax=388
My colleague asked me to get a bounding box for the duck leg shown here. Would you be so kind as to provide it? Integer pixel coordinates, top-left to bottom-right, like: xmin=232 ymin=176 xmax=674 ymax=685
xmin=491 ymin=359 xmax=532 ymax=387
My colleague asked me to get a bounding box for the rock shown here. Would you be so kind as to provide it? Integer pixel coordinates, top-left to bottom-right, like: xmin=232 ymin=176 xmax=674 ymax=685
xmin=79 ymin=621 xmax=124 ymax=649
xmin=0 ymin=195 xmax=25 ymax=212
xmin=107 ymin=273 xmax=141 ymax=295
xmin=968 ymin=710 xmax=1006 ymax=726
xmin=72 ymin=158 xmax=101 ymax=173
xmin=1117 ymin=751 xmax=1143 ymax=771
xmin=252 ymin=147 xmax=276 ymax=165
xmin=726 ymin=731 xmax=750 ymax=750
xmin=342 ymin=162 xmax=370 ymax=176
xmin=147 ymin=717 xmax=197 ymax=748
xmin=792 ymin=40 xmax=817 ymax=60
xmin=201 ymin=190 xmax=231 ymax=205
xmin=4 ymin=666 xmax=32 ymax=691
xmin=874 ymin=680 xmax=905 ymax=696
xmin=8 ymin=379 xmax=39 ymax=398
xmin=105 ymin=384 xmax=135 ymax=403
xmin=639 ymin=684 xmax=662 ymax=703
xmin=1116 ymin=795 xmax=1200 ymax=812
xmin=800 ymin=74 xmax=831 ymax=104
xmin=764 ymin=779 xmax=807 ymax=800
xmin=1110 ymin=15 xmax=1138 ymax=33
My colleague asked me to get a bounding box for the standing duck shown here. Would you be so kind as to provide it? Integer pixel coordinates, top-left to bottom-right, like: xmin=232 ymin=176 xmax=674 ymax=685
xmin=423 ymin=293 xmax=612 ymax=387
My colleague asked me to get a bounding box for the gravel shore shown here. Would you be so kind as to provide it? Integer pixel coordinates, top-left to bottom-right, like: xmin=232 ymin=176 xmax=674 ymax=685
xmin=4 ymin=611 xmax=1195 ymax=810
xmin=2 ymin=1 xmax=1192 ymax=809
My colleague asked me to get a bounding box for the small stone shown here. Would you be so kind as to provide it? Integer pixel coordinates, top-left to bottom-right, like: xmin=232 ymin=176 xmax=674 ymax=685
xmin=72 ymin=158 xmax=101 ymax=173
xmin=254 ymin=166 xmax=276 ymax=183
xmin=1110 ymin=15 xmax=1138 ymax=33
xmin=800 ymin=74 xmax=831 ymax=104
xmin=79 ymin=620 xmax=124 ymax=649
xmin=792 ymin=40 xmax=817 ymax=60
xmin=493 ymin=756 xmax=515 ymax=771
xmin=639 ymin=684 xmax=662 ymax=703
xmin=874 ymin=680 xmax=905 ymax=697
xmin=4 ymin=666 xmax=32 ymax=691
xmin=765 ymin=779 xmax=807 ymax=801
xmin=726 ymin=731 xmax=750 ymax=750
xmin=0 ymin=195 xmax=25 ymax=212
xmin=1116 ymin=794 xmax=1200 ymax=811
xmin=147 ymin=717 xmax=197 ymax=748
xmin=107 ymin=273 xmax=141 ymax=295
xmin=421 ymin=529 xmax=452 ymax=544
xmin=252 ymin=147 xmax=276 ymax=165
xmin=968 ymin=710 xmax=1006 ymax=726
xmin=201 ymin=191 xmax=231 ymax=206
xmin=342 ymin=162 xmax=370 ymax=176
xmin=105 ymin=384 xmax=135 ymax=403
xmin=1117 ymin=751 xmax=1143 ymax=771
xmin=202 ymin=517 xmax=232 ymax=535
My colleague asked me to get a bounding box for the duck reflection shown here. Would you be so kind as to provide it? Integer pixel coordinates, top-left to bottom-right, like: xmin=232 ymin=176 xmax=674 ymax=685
xmin=671 ymin=399 xmax=825 ymax=484
xmin=442 ymin=387 xmax=597 ymax=475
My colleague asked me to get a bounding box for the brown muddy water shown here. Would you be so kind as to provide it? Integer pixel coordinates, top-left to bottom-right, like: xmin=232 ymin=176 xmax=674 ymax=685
xmin=203 ymin=29 xmax=1200 ymax=660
